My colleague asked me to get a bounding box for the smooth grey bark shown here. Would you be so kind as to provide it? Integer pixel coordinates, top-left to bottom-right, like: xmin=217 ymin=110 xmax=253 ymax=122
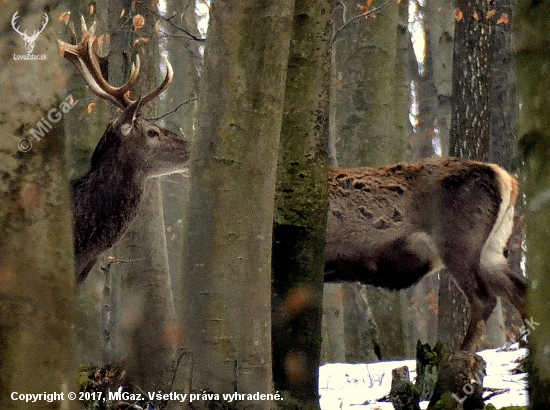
xmin=104 ymin=1 xmax=176 ymax=390
xmin=0 ymin=2 xmax=77 ymax=408
xmin=161 ymin=0 xmax=201 ymax=319
xmin=326 ymin=0 xmax=408 ymax=361
xmin=517 ymin=0 xmax=550 ymax=407
xmin=331 ymin=0 xmax=404 ymax=167
xmin=66 ymin=1 xmax=110 ymax=369
xmin=180 ymin=0 xmax=294 ymax=405
xmin=424 ymin=0 xmax=454 ymax=155
xmin=406 ymin=0 xmax=453 ymax=353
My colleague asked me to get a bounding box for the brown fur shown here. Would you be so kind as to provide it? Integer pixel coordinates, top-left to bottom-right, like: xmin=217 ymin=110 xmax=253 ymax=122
xmin=324 ymin=157 xmax=526 ymax=351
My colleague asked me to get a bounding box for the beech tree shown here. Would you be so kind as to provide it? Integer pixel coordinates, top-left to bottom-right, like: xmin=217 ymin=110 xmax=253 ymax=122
xmin=271 ymin=0 xmax=332 ymax=407
xmin=0 ymin=2 xmax=76 ymax=408
xmin=517 ymin=1 xmax=550 ymax=407
xmin=180 ymin=0 xmax=294 ymax=405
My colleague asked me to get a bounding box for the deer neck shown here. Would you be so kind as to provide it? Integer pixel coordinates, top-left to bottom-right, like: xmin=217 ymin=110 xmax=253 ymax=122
xmin=72 ymin=160 xmax=149 ymax=257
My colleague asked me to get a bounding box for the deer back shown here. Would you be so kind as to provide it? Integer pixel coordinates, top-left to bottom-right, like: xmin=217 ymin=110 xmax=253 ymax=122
xmin=325 ymin=158 xmax=511 ymax=290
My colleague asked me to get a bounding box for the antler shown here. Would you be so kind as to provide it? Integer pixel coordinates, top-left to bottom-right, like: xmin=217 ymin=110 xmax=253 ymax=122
xmin=59 ymin=17 xmax=173 ymax=109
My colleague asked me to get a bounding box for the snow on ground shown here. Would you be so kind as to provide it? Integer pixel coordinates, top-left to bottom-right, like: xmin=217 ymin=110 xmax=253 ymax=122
xmin=319 ymin=343 xmax=528 ymax=410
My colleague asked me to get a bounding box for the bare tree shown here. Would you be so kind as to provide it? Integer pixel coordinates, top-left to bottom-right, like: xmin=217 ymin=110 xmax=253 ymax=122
xmin=517 ymin=0 xmax=550 ymax=407
xmin=326 ymin=0 xmax=409 ymax=360
xmin=0 ymin=2 xmax=77 ymax=408
xmin=180 ymin=0 xmax=294 ymax=404
xmin=271 ymin=0 xmax=332 ymax=406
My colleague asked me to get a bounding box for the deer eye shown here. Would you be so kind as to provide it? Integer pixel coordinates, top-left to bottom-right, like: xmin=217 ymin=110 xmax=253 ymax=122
xmin=147 ymin=128 xmax=160 ymax=139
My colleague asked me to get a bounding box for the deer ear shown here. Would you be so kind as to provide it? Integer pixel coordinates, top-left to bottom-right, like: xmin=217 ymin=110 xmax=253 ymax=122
xmin=114 ymin=96 xmax=143 ymax=132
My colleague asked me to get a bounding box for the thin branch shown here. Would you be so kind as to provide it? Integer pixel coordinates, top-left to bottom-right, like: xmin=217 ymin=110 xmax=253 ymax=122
xmin=147 ymin=97 xmax=198 ymax=121
xmin=332 ymin=0 xmax=395 ymax=46
xmin=134 ymin=0 xmax=205 ymax=42
xmin=483 ymin=387 xmax=510 ymax=401
xmin=335 ymin=1 xmax=347 ymax=23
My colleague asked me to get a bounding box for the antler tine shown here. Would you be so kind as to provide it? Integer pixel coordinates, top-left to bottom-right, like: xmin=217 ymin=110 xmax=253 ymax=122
xmin=85 ymin=35 xmax=141 ymax=106
xmin=139 ymin=57 xmax=174 ymax=107
xmin=60 ymin=33 xmax=126 ymax=108
xmin=61 ymin=17 xmax=173 ymax=110
xmin=60 ymin=21 xmax=137 ymax=109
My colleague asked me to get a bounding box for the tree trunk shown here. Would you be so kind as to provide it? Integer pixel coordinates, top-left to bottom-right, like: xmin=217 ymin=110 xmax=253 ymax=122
xmin=326 ymin=0 xmax=409 ymax=361
xmin=66 ymin=2 xmax=110 ymax=367
xmin=271 ymin=1 xmax=332 ymax=406
xmin=424 ymin=0 xmax=455 ymax=154
xmin=0 ymin=2 xmax=77 ymax=407
xmin=161 ymin=0 xmax=202 ymax=319
xmin=331 ymin=0 xmax=403 ymax=167
xmin=443 ymin=0 xmax=499 ymax=351
xmin=427 ymin=351 xmax=486 ymax=410
xmin=449 ymin=0 xmax=495 ymax=161
xmin=517 ymin=0 xmax=550 ymax=407
xmin=404 ymin=1 xmax=453 ymax=353
xmin=180 ymin=0 xmax=294 ymax=405
xmin=160 ymin=0 xmax=203 ymax=392
xmin=106 ymin=1 xmax=177 ymax=390
xmin=488 ymin=0 xmax=523 ymax=347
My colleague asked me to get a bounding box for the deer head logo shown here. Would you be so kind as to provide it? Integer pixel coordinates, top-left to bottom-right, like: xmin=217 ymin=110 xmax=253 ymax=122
xmin=11 ymin=11 xmax=49 ymax=54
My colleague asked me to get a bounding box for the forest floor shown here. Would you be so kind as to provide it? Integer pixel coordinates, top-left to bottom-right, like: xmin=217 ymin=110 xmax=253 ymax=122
xmin=319 ymin=343 xmax=527 ymax=410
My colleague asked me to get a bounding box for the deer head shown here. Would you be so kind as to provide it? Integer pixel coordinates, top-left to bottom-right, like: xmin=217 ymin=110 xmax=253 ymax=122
xmin=61 ymin=18 xmax=190 ymax=283
xmin=324 ymin=158 xmax=527 ymax=352
xmin=12 ymin=11 xmax=49 ymax=54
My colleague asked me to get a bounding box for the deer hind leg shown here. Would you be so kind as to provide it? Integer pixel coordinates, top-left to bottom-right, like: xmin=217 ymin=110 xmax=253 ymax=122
xmin=460 ymin=291 xmax=498 ymax=352
xmin=478 ymin=164 xmax=526 ymax=318
xmin=443 ymin=257 xmax=497 ymax=351
xmin=479 ymin=263 xmax=527 ymax=320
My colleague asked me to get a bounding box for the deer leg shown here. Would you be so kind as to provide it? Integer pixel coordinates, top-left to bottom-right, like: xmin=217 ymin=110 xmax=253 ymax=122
xmin=460 ymin=292 xmax=498 ymax=352
xmin=480 ymin=265 xmax=527 ymax=320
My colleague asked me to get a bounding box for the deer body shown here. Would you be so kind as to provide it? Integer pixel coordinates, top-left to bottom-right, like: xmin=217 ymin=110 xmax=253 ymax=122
xmin=61 ymin=19 xmax=190 ymax=283
xmin=325 ymin=158 xmax=526 ymax=351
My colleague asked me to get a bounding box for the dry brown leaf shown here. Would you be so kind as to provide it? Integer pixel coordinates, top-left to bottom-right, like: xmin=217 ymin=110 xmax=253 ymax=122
xmin=97 ymin=35 xmax=104 ymax=54
xmin=454 ymin=8 xmax=463 ymax=22
xmin=89 ymin=3 xmax=95 ymax=15
xmin=133 ymin=14 xmax=145 ymax=31
xmin=87 ymin=103 xmax=96 ymax=114
xmin=497 ymin=13 xmax=509 ymax=24
xmin=486 ymin=9 xmax=496 ymax=20
xmin=120 ymin=8 xmax=126 ymax=18
xmin=473 ymin=11 xmax=479 ymax=21
xmin=58 ymin=11 xmax=71 ymax=24
xmin=358 ymin=4 xmax=369 ymax=14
